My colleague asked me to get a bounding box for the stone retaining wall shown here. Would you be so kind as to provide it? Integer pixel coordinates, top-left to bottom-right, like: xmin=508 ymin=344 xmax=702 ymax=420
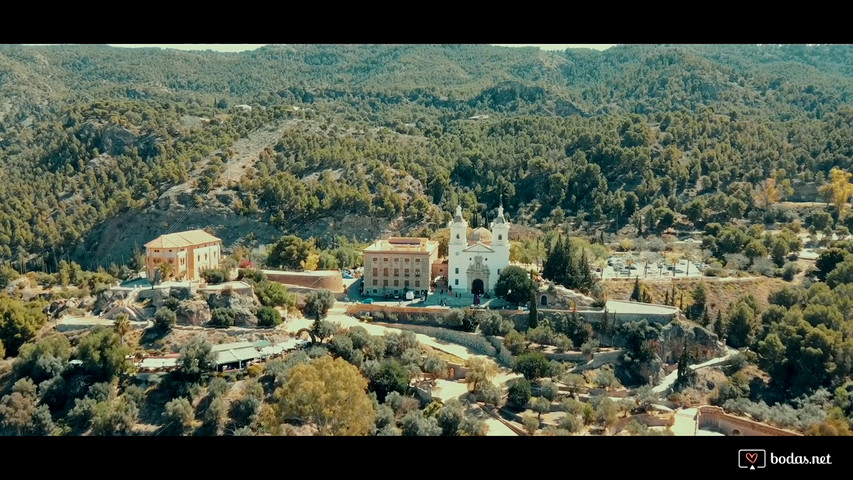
xmin=265 ymin=270 xmax=344 ymax=293
xmin=611 ymin=412 xmax=676 ymax=434
xmin=696 ymin=406 xmax=802 ymax=436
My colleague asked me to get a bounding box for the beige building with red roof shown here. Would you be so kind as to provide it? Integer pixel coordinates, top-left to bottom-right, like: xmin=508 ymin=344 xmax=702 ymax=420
xmin=145 ymin=229 xmax=222 ymax=282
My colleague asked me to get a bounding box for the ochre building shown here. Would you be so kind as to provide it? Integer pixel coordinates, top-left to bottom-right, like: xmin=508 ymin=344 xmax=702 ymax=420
xmin=145 ymin=229 xmax=222 ymax=282
xmin=363 ymin=237 xmax=439 ymax=296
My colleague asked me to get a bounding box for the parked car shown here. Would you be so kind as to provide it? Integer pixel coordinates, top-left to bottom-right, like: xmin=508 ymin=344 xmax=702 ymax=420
xmin=361 ymin=298 xmax=374 ymax=304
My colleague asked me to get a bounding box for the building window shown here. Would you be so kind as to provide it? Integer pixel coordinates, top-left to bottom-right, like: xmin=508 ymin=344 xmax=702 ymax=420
xmin=405 ymin=258 xmax=410 ymax=262
xmin=373 ymin=279 xmax=378 ymax=286
xmin=373 ymin=268 xmax=378 ymax=276
xmin=384 ymin=258 xmax=388 ymax=262
xmin=415 ymin=258 xmax=421 ymax=263
xmin=374 ymin=257 xmax=378 ymax=262
xmin=455 ymin=279 xmax=459 ymax=285
xmin=456 ymin=234 xmax=460 ymax=239
xmin=384 ymin=280 xmax=389 ymax=286
xmin=394 ymin=280 xmax=399 ymax=286
xmin=455 ymin=268 xmax=459 ymax=274
xmin=394 ymin=258 xmax=399 ymax=263
xmin=415 ymin=269 xmax=420 ymax=277
xmin=154 ymin=250 xmax=160 ymax=253
xmin=415 ymin=280 xmax=420 ymax=287
xmin=383 ymin=268 xmax=389 ymax=276
xmin=497 ymin=269 xmax=501 ymax=275
xmin=404 ymin=269 xmax=409 ymax=277
xmin=394 ymin=269 xmax=399 ymax=276
xmin=373 ymin=289 xmax=378 ymax=294
xmin=404 ymin=280 xmax=410 ymax=287
xmin=498 ymin=235 xmax=502 ymax=240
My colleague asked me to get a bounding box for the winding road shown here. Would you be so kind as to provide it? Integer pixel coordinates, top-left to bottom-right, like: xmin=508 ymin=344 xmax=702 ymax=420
xmin=284 ymin=301 xmax=520 ymax=436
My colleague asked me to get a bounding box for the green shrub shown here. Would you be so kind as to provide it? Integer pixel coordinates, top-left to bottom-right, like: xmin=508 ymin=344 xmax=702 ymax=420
xmin=201 ymin=269 xmax=229 ymax=285
xmin=209 ymin=308 xmax=236 ymax=327
xmin=256 ymin=306 xmax=282 ymax=327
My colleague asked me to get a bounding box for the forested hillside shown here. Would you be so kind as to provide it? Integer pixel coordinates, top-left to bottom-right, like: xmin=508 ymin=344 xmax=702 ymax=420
xmin=1 ymin=43 xmax=853 ymax=271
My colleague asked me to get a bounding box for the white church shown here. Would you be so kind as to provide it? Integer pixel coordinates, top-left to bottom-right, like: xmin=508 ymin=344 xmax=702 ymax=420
xmin=446 ymin=204 xmax=511 ymax=295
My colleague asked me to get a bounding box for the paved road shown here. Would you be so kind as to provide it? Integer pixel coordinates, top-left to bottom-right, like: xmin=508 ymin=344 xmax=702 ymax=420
xmin=671 ymin=408 xmax=698 ymax=436
xmin=653 ymin=345 xmax=738 ymax=395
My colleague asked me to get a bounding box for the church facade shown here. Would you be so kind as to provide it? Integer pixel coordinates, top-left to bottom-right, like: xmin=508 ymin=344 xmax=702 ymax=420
xmin=446 ymin=204 xmax=510 ymax=295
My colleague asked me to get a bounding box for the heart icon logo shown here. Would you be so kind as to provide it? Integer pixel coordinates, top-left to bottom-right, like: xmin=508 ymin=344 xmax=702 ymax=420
xmin=745 ymin=453 xmax=758 ymax=464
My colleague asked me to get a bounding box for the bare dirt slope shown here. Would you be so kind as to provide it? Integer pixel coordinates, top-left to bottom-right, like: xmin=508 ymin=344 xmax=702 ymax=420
xmin=603 ymin=275 xmax=794 ymax=315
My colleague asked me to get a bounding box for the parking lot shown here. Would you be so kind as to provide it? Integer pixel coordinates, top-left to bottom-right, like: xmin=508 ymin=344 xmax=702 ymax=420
xmin=601 ymin=255 xmax=706 ymax=280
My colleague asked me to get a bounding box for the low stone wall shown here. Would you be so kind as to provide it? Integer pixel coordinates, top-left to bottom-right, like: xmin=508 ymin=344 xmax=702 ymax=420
xmin=611 ymin=412 xmax=675 ymax=434
xmin=588 ymin=387 xmax=631 ymax=398
xmin=345 ymin=304 xmax=448 ymax=317
xmin=696 ymin=406 xmax=802 ymax=436
xmin=447 ymin=362 xmax=468 ymax=380
xmin=570 ymin=349 xmax=623 ymax=373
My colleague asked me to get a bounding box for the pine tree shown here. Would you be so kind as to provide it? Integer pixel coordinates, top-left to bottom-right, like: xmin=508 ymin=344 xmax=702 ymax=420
xmin=700 ymin=308 xmax=711 ymax=327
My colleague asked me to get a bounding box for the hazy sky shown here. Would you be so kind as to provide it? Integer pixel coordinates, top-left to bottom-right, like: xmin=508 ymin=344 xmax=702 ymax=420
xmin=107 ymin=44 xmax=616 ymax=53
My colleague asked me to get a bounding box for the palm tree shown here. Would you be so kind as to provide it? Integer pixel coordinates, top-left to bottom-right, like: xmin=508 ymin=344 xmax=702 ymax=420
xmin=114 ymin=313 xmax=131 ymax=347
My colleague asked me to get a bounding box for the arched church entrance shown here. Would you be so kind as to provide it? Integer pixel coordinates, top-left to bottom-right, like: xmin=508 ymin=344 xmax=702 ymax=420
xmin=541 ymin=295 xmax=548 ymax=306
xmin=471 ymin=278 xmax=485 ymax=296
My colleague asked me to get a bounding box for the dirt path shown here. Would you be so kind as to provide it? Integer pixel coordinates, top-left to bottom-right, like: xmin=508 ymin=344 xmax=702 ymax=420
xmin=214 ymin=119 xmax=302 ymax=187
xmin=162 ymin=118 xmax=302 ymax=199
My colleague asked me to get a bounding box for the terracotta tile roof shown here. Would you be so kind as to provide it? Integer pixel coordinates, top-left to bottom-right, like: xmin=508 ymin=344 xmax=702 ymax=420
xmin=145 ymin=229 xmax=222 ymax=249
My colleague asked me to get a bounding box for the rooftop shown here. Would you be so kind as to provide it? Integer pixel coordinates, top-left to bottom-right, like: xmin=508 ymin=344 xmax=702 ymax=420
xmin=364 ymin=237 xmax=438 ymax=254
xmin=198 ymin=281 xmax=253 ymax=292
xmin=605 ymin=300 xmax=679 ymax=315
xmin=261 ymin=269 xmax=342 ymax=277
xmin=138 ymin=357 xmax=179 ymax=370
xmin=145 ymin=229 xmax=222 ymax=249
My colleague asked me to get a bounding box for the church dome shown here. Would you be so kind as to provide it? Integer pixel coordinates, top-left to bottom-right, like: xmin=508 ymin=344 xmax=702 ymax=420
xmin=469 ymin=227 xmax=493 ymax=244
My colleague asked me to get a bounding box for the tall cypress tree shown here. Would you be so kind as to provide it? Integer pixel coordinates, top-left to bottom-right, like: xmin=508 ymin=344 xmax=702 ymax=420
xmin=528 ymin=289 xmax=539 ymax=329
xmin=577 ymin=250 xmax=594 ymax=293
xmin=631 ymin=277 xmax=641 ymax=302
xmin=700 ymin=308 xmax=711 ymax=327
xmin=713 ymin=310 xmax=726 ymax=340
xmin=543 ymin=235 xmax=563 ymax=284
xmin=563 ymin=238 xmax=576 ymax=289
